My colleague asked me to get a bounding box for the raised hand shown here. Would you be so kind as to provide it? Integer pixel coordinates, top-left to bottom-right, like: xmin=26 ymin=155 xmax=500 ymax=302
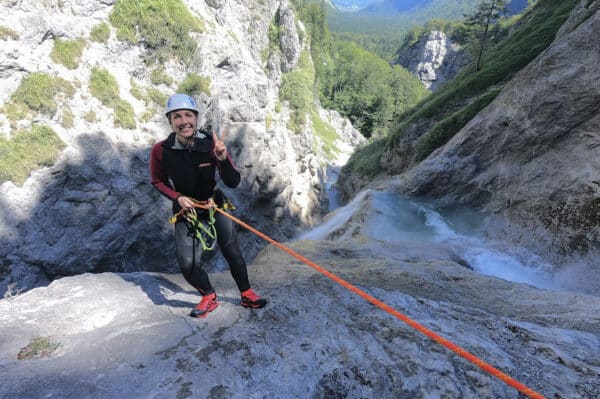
xmin=212 ymin=129 xmax=228 ymax=161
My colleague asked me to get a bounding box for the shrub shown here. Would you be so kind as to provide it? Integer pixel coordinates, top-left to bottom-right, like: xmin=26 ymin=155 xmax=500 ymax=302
xmin=114 ymin=100 xmax=136 ymax=129
xmin=147 ymin=88 xmax=167 ymax=106
xmin=89 ymin=67 xmax=119 ymax=107
xmin=3 ymin=72 xmax=74 ymax=121
xmin=150 ymin=69 xmax=173 ymax=86
xmin=109 ymin=0 xmax=204 ymax=65
xmin=177 ymin=73 xmax=211 ymax=96
xmin=342 ymin=138 xmax=386 ymax=177
xmin=130 ymin=79 xmax=147 ymax=102
xmin=17 ymin=336 xmax=60 ymax=360
xmin=84 ymin=110 xmax=97 ymax=123
xmin=61 ymin=107 xmax=75 ymax=128
xmin=89 ymin=67 xmax=136 ymax=129
xmin=90 ymin=22 xmax=110 ymax=43
xmin=0 ymin=125 xmax=65 ymax=186
xmin=50 ymin=38 xmax=86 ymax=69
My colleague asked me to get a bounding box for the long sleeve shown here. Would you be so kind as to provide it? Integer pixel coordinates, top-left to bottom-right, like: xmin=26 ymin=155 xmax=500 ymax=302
xmin=150 ymin=142 xmax=179 ymax=201
xmin=216 ymin=152 xmax=241 ymax=188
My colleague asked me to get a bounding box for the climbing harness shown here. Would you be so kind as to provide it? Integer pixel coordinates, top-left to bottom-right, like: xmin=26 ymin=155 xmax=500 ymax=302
xmin=168 ymin=195 xmax=234 ymax=281
xmin=184 ymin=199 xmax=546 ymax=399
xmin=182 ymin=206 xmax=217 ymax=251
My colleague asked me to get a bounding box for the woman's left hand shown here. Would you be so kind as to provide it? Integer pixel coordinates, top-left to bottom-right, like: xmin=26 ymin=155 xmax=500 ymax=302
xmin=213 ymin=130 xmax=228 ymax=161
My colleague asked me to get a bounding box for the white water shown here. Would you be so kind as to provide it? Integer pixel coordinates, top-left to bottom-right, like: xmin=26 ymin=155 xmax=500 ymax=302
xmin=302 ymin=190 xmax=559 ymax=290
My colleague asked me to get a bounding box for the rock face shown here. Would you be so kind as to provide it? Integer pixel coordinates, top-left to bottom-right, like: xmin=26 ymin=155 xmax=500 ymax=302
xmin=393 ymin=30 xmax=471 ymax=91
xmin=0 ymin=0 xmax=363 ymax=295
xmin=1 ymin=191 xmax=598 ymax=399
xmin=391 ymin=0 xmax=600 ymax=260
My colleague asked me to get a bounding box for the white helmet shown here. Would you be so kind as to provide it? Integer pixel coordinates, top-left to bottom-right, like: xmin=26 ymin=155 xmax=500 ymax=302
xmin=165 ymin=94 xmax=199 ymax=118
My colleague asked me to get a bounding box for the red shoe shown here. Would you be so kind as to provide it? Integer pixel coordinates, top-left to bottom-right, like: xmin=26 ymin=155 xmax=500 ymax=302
xmin=241 ymin=288 xmax=267 ymax=308
xmin=190 ymin=292 xmax=218 ymax=318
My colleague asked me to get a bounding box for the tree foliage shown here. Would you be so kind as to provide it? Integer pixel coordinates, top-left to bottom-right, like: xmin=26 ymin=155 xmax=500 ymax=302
xmin=463 ymin=0 xmax=508 ymax=70
xmin=293 ymin=1 xmax=427 ymax=138
xmin=318 ymin=40 xmax=426 ymax=138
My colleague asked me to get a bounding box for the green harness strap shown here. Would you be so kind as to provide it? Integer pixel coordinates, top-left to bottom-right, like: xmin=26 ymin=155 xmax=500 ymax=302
xmin=183 ymin=206 xmax=217 ymax=251
xmin=168 ymin=194 xmax=236 ymax=252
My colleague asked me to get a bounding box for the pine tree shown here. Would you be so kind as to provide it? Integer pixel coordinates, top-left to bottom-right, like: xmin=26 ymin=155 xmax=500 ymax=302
xmin=465 ymin=0 xmax=507 ymax=71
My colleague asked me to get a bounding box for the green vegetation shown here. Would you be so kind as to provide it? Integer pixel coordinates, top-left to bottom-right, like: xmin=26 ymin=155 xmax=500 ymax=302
xmin=343 ymin=138 xmax=386 ymax=177
xmin=326 ymin=0 xmax=482 ymax=60
xmin=0 ymin=26 xmax=19 ymax=40
xmin=415 ymin=85 xmax=503 ymax=160
xmin=147 ymin=87 xmax=167 ymax=106
xmin=61 ymin=106 xmax=75 ymax=128
xmin=319 ymin=40 xmax=427 ymax=137
xmin=289 ymin=1 xmax=426 ymax=139
xmin=109 ymin=0 xmax=204 ymax=65
xmin=463 ymin=0 xmax=508 ymax=71
xmin=89 ymin=67 xmax=136 ymax=129
xmin=177 ymin=73 xmax=211 ymax=96
xmin=293 ymin=1 xmax=331 ymax=82
xmin=16 ymin=336 xmax=60 ymax=360
xmin=0 ymin=125 xmax=65 ymax=186
xmin=50 ymin=38 xmax=86 ymax=69
xmin=90 ymin=22 xmax=110 ymax=43
xmin=265 ymin=113 xmax=273 ymax=130
xmin=311 ymin=110 xmax=339 ymax=159
xmin=150 ymin=68 xmax=173 ymax=86
xmin=279 ymin=50 xmax=315 ymax=131
xmin=3 ymin=72 xmax=74 ymax=123
xmin=129 ymin=79 xmax=147 ymax=101
xmin=89 ymin=67 xmax=120 ymax=105
xmin=264 ymin=9 xmax=290 ymax=66
xmin=84 ymin=110 xmax=97 ymax=123
xmin=342 ymin=0 xmax=578 ymax=177
xmin=113 ymin=100 xmax=136 ymax=129
xmin=400 ymin=18 xmax=462 ymax=49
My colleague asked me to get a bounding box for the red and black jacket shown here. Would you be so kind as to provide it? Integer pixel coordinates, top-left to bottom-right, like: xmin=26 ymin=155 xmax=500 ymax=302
xmin=150 ymin=130 xmax=240 ymax=213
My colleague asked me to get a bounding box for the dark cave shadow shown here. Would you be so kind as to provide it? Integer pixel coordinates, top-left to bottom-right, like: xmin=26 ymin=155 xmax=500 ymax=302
xmin=0 ymin=126 xmax=291 ymax=299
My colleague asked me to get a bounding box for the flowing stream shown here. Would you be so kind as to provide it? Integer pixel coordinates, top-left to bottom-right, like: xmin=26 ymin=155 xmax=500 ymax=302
xmin=302 ymin=189 xmax=561 ymax=291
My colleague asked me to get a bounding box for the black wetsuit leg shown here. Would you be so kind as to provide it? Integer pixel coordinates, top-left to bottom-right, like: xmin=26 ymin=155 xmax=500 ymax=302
xmin=174 ymin=212 xmax=251 ymax=294
xmin=214 ymin=212 xmax=251 ymax=293
xmin=174 ymin=221 xmax=214 ymax=294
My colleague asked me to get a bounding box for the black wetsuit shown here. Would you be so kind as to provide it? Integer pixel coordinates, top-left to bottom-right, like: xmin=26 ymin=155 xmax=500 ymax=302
xmin=150 ymin=130 xmax=250 ymax=294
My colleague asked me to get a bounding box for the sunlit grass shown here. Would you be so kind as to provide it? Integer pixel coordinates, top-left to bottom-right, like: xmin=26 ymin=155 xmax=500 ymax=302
xmin=50 ymin=37 xmax=86 ymax=69
xmin=0 ymin=125 xmax=65 ymax=186
xmin=109 ymin=0 xmax=204 ymax=65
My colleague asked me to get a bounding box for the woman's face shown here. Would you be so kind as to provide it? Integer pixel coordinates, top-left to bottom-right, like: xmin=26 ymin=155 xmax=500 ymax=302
xmin=170 ymin=109 xmax=197 ymax=140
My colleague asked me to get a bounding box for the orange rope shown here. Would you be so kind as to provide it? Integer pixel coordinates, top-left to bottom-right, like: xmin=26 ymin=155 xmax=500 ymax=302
xmin=190 ymin=202 xmax=546 ymax=399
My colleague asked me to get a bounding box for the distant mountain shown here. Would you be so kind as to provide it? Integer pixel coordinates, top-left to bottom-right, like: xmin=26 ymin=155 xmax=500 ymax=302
xmin=360 ymin=0 xmax=432 ymax=14
xmin=358 ymin=0 xmax=529 ymax=16
xmin=330 ymin=0 xmax=530 ymax=15
xmin=330 ymin=0 xmax=381 ymax=12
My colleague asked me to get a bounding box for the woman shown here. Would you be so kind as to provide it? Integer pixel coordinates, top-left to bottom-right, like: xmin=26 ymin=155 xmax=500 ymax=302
xmin=150 ymin=93 xmax=267 ymax=318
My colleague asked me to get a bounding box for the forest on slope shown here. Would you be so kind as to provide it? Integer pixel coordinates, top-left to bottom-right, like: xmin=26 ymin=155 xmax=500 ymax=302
xmin=342 ymin=0 xmax=577 ymax=177
xmin=327 ymin=0 xmax=533 ymax=60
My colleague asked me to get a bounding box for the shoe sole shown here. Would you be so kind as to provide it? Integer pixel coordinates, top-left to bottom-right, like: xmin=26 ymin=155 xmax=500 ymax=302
xmin=241 ymin=301 xmax=267 ymax=309
xmin=190 ymin=301 xmax=219 ymax=318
